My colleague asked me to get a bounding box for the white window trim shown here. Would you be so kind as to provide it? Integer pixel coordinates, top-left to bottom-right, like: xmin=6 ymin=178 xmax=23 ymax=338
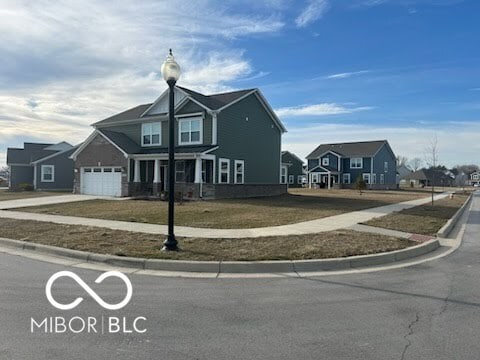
xmin=219 ymin=158 xmax=230 ymax=184
xmin=312 ymin=173 xmax=319 ymax=183
xmin=322 ymin=157 xmax=329 ymax=166
xmin=141 ymin=122 xmax=162 ymax=147
xmin=372 ymin=173 xmax=377 ymax=184
xmin=362 ymin=173 xmax=371 ymax=184
xmin=350 ymin=158 xmax=363 ymax=169
xmin=280 ymin=165 xmax=287 ymax=184
xmin=41 ymin=165 xmax=55 ymax=182
xmin=384 ymin=161 xmax=389 ymax=173
xmin=288 ymin=175 xmax=294 ymax=184
xmin=234 ymin=160 xmax=245 ymax=184
xmin=343 ymin=173 xmax=351 ymax=184
xmin=297 ymin=175 xmax=304 ymax=184
xmin=178 ymin=117 xmax=203 ymax=145
xmin=380 ymin=174 xmax=385 ymax=184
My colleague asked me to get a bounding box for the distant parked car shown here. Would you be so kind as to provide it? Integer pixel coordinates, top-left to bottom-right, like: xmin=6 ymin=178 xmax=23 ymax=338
xmin=474 ymin=183 xmax=480 ymax=188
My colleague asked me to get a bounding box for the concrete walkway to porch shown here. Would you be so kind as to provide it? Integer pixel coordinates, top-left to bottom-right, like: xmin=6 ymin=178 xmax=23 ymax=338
xmin=0 ymin=192 xmax=450 ymax=238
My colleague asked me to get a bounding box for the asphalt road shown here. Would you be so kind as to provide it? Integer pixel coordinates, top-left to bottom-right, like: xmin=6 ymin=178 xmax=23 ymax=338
xmin=1 ymin=192 xmax=479 ymax=360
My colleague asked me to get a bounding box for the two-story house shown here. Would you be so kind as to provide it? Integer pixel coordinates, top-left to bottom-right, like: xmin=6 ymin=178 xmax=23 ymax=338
xmin=470 ymin=171 xmax=480 ymax=186
xmin=306 ymin=140 xmax=397 ymax=189
xmin=70 ymin=86 xmax=287 ymax=199
xmin=281 ymin=151 xmax=305 ymax=188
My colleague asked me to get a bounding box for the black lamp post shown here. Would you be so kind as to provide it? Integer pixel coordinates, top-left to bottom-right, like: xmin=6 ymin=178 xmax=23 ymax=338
xmin=161 ymin=49 xmax=181 ymax=251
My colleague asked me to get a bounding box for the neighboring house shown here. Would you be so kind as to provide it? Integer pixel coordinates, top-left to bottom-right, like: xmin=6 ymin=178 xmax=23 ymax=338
xmin=281 ymin=151 xmax=305 ymax=188
xmin=70 ymin=86 xmax=287 ymax=199
xmin=404 ymin=169 xmax=455 ymax=187
xmin=470 ymin=171 xmax=480 ymax=185
xmin=306 ymin=140 xmax=397 ymax=190
xmin=6 ymin=142 xmax=77 ymax=191
xmin=455 ymin=172 xmax=469 ymax=187
xmin=397 ymin=164 xmax=412 ymax=186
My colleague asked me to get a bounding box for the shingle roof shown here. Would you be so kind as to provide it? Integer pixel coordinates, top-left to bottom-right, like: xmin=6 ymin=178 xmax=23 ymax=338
xmin=306 ymin=140 xmax=387 ymax=159
xmin=404 ymin=169 xmax=454 ymax=181
xmin=96 ymin=104 xmax=152 ymax=126
xmin=6 ymin=145 xmax=57 ymax=165
xmin=177 ymin=86 xmax=255 ymax=110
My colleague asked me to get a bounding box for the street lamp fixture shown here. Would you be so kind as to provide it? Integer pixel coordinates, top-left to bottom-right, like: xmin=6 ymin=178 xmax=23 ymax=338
xmin=161 ymin=49 xmax=181 ymax=251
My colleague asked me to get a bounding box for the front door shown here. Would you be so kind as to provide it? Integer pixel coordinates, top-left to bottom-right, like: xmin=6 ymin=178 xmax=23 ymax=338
xmin=160 ymin=165 xmax=167 ymax=191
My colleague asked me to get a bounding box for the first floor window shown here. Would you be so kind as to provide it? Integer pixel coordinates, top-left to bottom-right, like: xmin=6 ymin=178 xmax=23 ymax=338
xmin=380 ymin=174 xmax=385 ymax=184
xmin=312 ymin=173 xmax=319 ymax=183
xmin=288 ymin=175 xmax=294 ymax=184
xmin=343 ymin=173 xmax=351 ymax=184
xmin=298 ymin=175 xmax=304 ymax=184
xmin=363 ymin=173 xmax=371 ymax=184
xmin=41 ymin=165 xmax=54 ymax=182
xmin=219 ymin=159 xmax=230 ymax=184
xmin=175 ymin=161 xmax=185 ymax=182
xmin=372 ymin=173 xmax=377 ymax=184
xmin=234 ymin=160 xmax=244 ymax=184
xmin=350 ymin=158 xmax=363 ymax=169
xmin=384 ymin=161 xmax=389 ymax=172
xmin=142 ymin=122 xmax=161 ymax=146
xmin=280 ymin=166 xmax=287 ymax=184
xmin=179 ymin=117 xmax=202 ymax=145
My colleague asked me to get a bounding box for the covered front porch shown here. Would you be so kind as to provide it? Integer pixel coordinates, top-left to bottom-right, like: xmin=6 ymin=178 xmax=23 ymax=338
xmin=308 ymin=171 xmax=339 ymax=189
xmin=129 ymin=153 xmax=215 ymax=199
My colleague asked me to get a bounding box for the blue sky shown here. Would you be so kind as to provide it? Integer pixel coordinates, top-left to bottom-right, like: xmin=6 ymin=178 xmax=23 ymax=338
xmin=0 ymin=0 xmax=479 ymax=168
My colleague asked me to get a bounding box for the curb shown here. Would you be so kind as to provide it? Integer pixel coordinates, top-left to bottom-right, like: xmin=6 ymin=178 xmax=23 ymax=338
xmin=0 ymin=236 xmax=440 ymax=274
xmin=437 ymin=193 xmax=473 ymax=238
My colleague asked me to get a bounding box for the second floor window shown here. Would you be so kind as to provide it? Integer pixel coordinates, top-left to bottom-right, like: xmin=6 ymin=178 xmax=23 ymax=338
xmin=384 ymin=161 xmax=389 ymax=172
xmin=179 ymin=117 xmax=202 ymax=145
xmin=350 ymin=158 xmax=363 ymax=169
xmin=322 ymin=157 xmax=329 ymax=166
xmin=142 ymin=122 xmax=161 ymax=146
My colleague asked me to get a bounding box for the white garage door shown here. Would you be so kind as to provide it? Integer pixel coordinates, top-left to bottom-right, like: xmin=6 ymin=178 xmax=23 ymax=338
xmin=81 ymin=167 xmax=122 ymax=197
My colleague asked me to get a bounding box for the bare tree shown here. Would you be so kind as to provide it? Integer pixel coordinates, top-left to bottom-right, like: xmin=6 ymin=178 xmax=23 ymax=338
xmin=424 ymin=135 xmax=439 ymax=206
xmin=409 ymin=158 xmax=423 ymax=172
xmin=396 ymin=156 xmax=409 ymax=167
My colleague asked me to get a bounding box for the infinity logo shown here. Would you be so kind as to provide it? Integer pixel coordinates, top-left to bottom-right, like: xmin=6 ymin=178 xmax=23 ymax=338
xmin=46 ymin=271 xmax=133 ymax=310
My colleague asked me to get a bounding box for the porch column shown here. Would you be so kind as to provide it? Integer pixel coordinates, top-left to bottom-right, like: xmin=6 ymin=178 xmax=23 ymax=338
xmin=134 ymin=159 xmax=141 ymax=183
xmin=153 ymin=159 xmax=160 ymax=183
xmin=194 ymin=157 xmax=202 ymax=183
xmin=308 ymin=173 xmax=312 ymax=189
xmin=328 ymin=172 xmax=331 ymax=190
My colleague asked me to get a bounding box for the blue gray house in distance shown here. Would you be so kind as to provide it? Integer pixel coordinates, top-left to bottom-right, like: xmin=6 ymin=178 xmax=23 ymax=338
xmin=6 ymin=142 xmax=76 ymax=191
xmin=281 ymin=151 xmax=305 ymax=188
xmin=70 ymin=86 xmax=287 ymax=199
xmin=306 ymin=140 xmax=397 ymax=189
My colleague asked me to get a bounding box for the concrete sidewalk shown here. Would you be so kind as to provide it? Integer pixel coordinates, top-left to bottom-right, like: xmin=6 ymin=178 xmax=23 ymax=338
xmin=0 ymin=192 xmax=450 ymax=238
xmin=0 ymin=194 xmax=127 ymax=210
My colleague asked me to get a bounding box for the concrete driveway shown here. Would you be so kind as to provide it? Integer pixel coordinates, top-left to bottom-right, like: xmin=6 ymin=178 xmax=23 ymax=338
xmin=0 ymin=194 xmax=118 ymax=210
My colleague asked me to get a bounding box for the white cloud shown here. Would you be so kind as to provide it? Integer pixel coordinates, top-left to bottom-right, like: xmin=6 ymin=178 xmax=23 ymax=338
xmin=327 ymin=70 xmax=370 ymax=79
xmin=295 ymin=0 xmax=330 ymax=28
xmin=275 ymin=103 xmax=374 ymax=117
xmin=282 ymin=122 xmax=480 ymax=167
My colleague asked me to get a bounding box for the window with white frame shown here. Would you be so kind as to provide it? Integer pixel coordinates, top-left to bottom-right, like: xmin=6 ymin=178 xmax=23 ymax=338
xmin=142 ymin=122 xmax=161 ymax=146
xmin=175 ymin=161 xmax=185 ymax=182
xmin=312 ymin=173 xmax=319 ymax=183
xmin=288 ymin=175 xmax=294 ymax=184
xmin=297 ymin=175 xmax=304 ymax=184
xmin=219 ymin=159 xmax=230 ymax=184
xmin=41 ymin=165 xmax=54 ymax=182
xmin=350 ymin=158 xmax=363 ymax=169
xmin=179 ymin=117 xmax=202 ymax=145
xmin=372 ymin=173 xmax=377 ymax=184
xmin=280 ymin=166 xmax=287 ymax=184
xmin=234 ymin=160 xmax=244 ymax=184
xmin=362 ymin=173 xmax=371 ymax=184
xmin=384 ymin=161 xmax=388 ymax=172
xmin=343 ymin=173 xmax=351 ymax=184
xmin=380 ymin=174 xmax=385 ymax=184
xmin=322 ymin=157 xmax=329 ymax=166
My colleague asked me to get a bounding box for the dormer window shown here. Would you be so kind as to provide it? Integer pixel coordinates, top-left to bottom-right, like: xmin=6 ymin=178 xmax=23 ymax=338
xmin=142 ymin=122 xmax=161 ymax=146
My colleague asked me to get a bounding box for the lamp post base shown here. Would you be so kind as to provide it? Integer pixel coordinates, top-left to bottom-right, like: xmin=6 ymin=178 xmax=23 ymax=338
xmin=162 ymin=235 xmax=179 ymax=251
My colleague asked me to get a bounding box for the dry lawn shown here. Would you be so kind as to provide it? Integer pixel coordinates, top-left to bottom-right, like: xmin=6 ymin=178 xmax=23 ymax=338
xmin=363 ymin=193 xmax=469 ymax=236
xmin=18 ymin=189 xmax=433 ymax=229
xmin=0 ymin=218 xmax=415 ymax=261
xmin=0 ymin=190 xmax=69 ymax=201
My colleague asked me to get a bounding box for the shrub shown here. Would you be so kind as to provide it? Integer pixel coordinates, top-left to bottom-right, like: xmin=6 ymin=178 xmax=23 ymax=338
xmin=18 ymin=183 xmax=34 ymax=191
xmin=354 ymin=176 xmax=367 ymax=194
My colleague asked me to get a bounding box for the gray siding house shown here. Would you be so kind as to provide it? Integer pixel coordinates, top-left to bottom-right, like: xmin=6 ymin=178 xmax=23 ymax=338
xmin=281 ymin=151 xmax=305 ymax=188
xmin=306 ymin=140 xmax=397 ymax=189
xmin=71 ymin=86 xmax=287 ymax=199
xmin=6 ymin=142 xmax=76 ymax=191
